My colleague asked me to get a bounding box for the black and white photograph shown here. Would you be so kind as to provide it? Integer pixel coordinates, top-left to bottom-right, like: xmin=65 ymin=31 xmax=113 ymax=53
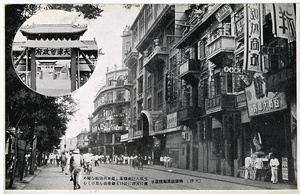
xmin=3 ymin=2 xmax=298 ymax=192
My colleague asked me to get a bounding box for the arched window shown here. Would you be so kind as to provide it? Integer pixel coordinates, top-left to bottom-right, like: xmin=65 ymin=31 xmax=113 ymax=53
xmin=116 ymin=75 xmax=125 ymax=86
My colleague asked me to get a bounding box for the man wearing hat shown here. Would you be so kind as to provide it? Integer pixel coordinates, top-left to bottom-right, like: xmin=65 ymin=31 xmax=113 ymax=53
xmin=70 ymin=148 xmax=83 ymax=190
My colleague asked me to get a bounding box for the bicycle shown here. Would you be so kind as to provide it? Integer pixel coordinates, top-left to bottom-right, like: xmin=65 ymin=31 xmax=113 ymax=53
xmin=84 ymin=162 xmax=92 ymax=175
xmin=73 ymin=169 xmax=81 ymax=190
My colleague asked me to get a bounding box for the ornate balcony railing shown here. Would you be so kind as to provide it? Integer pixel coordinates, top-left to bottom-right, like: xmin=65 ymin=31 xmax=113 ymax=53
xmin=205 ymin=94 xmax=236 ymax=114
xmin=206 ymin=28 xmax=235 ymax=66
xmin=143 ymin=44 xmax=168 ymax=72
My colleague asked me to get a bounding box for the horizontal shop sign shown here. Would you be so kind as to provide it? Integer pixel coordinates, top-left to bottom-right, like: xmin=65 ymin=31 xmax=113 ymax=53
xmin=245 ymin=73 xmax=288 ymax=117
xmin=153 ymin=126 xmax=181 ymax=135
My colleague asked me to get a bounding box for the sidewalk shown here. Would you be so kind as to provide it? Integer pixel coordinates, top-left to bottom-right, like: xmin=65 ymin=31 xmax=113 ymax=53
xmin=5 ymin=165 xmax=46 ymax=190
xmin=144 ymin=164 xmax=297 ymax=190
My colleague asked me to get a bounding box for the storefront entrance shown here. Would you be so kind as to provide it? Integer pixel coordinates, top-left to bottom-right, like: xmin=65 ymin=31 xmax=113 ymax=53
xmin=250 ymin=110 xmax=293 ymax=181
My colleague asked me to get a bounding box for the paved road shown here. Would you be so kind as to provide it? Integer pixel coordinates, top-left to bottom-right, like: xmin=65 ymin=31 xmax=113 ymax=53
xmin=22 ymin=163 xmax=297 ymax=190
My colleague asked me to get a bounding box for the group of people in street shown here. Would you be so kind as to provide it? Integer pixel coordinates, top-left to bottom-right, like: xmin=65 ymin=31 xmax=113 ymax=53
xmin=111 ymin=154 xmax=151 ymax=166
xmin=244 ymin=152 xmax=280 ymax=184
xmin=59 ymin=149 xmax=97 ymax=189
xmin=160 ymin=155 xmax=173 ymax=167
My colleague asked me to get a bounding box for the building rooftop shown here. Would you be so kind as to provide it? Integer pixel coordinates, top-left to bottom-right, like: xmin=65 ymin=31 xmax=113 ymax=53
xmin=20 ymin=23 xmax=87 ymax=35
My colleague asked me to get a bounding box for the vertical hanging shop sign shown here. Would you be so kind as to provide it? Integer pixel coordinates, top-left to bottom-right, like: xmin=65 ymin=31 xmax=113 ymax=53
xmin=282 ymin=157 xmax=289 ymax=181
xmin=245 ymin=4 xmax=263 ymax=72
xmin=272 ymin=4 xmax=296 ymax=41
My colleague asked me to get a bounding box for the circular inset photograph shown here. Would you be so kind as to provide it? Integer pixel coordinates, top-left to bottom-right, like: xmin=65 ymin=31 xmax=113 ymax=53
xmin=12 ymin=10 xmax=98 ymax=97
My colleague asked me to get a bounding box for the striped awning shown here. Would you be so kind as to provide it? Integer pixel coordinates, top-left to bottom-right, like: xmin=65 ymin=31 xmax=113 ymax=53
xmin=21 ymin=40 xmax=88 ymax=48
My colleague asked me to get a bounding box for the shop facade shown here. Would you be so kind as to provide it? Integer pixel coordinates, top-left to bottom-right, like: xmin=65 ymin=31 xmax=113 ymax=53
xmin=118 ymin=3 xmax=296 ymax=183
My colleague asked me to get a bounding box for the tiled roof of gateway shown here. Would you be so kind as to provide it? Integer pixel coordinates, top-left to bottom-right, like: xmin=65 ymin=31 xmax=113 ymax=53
xmin=20 ymin=24 xmax=88 ymax=34
xmin=81 ymin=40 xmax=98 ymax=50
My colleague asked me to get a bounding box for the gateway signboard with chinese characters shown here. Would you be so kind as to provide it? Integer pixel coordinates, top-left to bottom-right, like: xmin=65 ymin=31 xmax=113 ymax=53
xmin=245 ymin=73 xmax=287 ymax=117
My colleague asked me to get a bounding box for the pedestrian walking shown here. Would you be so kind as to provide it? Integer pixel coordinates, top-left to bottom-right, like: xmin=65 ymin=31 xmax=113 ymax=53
xmin=44 ymin=153 xmax=49 ymax=165
xmin=270 ymin=154 xmax=280 ymax=184
xmin=56 ymin=153 xmax=60 ymax=166
xmin=163 ymin=155 xmax=168 ymax=167
xmin=50 ymin=153 xmax=54 ymax=164
xmin=68 ymin=152 xmax=74 ymax=178
xmin=60 ymin=152 xmax=67 ymax=173
xmin=69 ymin=149 xmax=83 ymax=190
xmin=65 ymin=151 xmax=70 ymax=175
xmin=94 ymin=155 xmax=99 ymax=166
xmin=160 ymin=156 xmax=164 ymax=166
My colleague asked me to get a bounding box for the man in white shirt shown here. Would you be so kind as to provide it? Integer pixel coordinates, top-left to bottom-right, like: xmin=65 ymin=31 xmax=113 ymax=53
xmin=83 ymin=152 xmax=92 ymax=164
xmin=70 ymin=149 xmax=83 ymax=190
xmin=270 ymin=154 xmax=280 ymax=183
xmin=83 ymin=150 xmax=93 ymax=172
xmin=244 ymin=153 xmax=252 ymax=179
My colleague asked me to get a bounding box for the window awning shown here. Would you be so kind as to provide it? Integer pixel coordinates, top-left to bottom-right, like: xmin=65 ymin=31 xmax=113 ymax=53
xmin=20 ymin=40 xmax=88 ymax=48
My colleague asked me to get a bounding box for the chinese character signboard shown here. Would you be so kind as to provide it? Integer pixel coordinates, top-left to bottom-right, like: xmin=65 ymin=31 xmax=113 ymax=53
xmin=244 ymin=4 xmax=263 ymax=72
xmin=282 ymin=157 xmax=289 ymax=181
xmin=245 ymin=73 xmax=287 ymax=117
xmin=234 ymin=9 xmax=244 ymax=38
xmin=215 ymin=4 xmax=233 ymax=22
xmin=272 ymin=4 xmax=296 ymax=41
xmin=167 ymin=112 xmax=177 ymax=129
xmin=35 ymin=47 xmax=71 ymax=58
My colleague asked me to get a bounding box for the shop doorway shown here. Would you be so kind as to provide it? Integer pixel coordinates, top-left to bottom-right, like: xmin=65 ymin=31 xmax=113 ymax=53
xmin=186 ymin=143 xmax=190 ymax=169
xmin=169 ymin=149 xmax=180 ymax=168
xmin=252 ymin=111 xmax=289 ymax=158
xmin=192 ymin=145 xmax=198 ymax=171
xmin=213 ymin=128 xmax=223 ymax=174
xmin=251 ymin=111 xmax=292 ymax=181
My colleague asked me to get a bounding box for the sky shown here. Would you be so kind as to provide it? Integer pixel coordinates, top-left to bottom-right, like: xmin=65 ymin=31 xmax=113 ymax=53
xmin=65 ymin=5 xmax=141 ymax=138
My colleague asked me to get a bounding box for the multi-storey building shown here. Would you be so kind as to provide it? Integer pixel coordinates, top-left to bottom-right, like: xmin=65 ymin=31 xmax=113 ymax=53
xmin=90 ymin=65 xmax=130 ymax=157
xmin=122 ymin=3 xmax=296 ymax=183
xmin=174 ymin=3 xmax=297 ymax=182
xmin=60 ymin=137 xmax=78 ymax=152
xmin=123 ymin=4 xmax=193 ymax=167
xmin=76 ymin=129 xmax=89 ymax=153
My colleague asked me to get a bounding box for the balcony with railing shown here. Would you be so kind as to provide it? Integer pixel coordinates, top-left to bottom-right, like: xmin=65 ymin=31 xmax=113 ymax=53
xmin=205 ymin=94 xmax=236 ymax=114
xmin=143 ymin=39 xmax=168 ymax=72
xmin=124 ymin=78 xmax=133 ymax=92
xmin=124 ymin=47 xmax=138 ymax=69
xmin=179 ymin=59 xmax=203 ymax=82
xmin=206 ymin=26 xmax=235 ymax=66
xmin=115 ymin=97 xmax=126 ymax=102
xmin=178 ymin=106 xmax=203 ymax=124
